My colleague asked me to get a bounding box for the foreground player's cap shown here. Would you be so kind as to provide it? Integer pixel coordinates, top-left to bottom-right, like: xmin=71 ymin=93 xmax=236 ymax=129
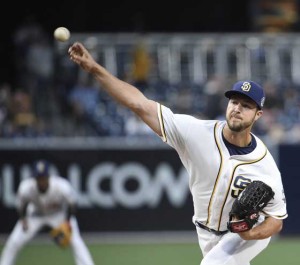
xmin=224 ymin=81 xmax=265 ymax=109
xmin=33 ymin=160 xmax=49 ymax=178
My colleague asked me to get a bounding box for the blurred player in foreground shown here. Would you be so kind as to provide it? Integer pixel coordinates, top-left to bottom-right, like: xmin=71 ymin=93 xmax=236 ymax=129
xmin=0 ymin=159 xmax=95 ymax=265
xmin=68 ymin=42 xmax=288 ymax=265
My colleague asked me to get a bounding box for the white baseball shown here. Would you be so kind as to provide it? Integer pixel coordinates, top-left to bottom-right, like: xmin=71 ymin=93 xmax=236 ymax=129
xmin=54 ymin=27 xmax=70 ymax=42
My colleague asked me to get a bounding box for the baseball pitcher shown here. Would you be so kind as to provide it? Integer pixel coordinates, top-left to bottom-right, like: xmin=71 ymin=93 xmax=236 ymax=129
xmin=68 ymin=42 xmax=288 ymax=265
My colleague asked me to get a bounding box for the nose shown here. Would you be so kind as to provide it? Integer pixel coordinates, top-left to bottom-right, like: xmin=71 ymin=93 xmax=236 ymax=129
xmin=233 ymin=103 xmax=242 ymax=112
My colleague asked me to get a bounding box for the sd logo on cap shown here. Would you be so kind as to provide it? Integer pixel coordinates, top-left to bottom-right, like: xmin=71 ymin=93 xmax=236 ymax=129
xmin=224 ymin=81 xmax=265 ymax=109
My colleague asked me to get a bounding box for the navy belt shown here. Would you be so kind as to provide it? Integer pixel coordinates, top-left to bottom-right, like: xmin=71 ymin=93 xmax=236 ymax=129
xmin=195 ymin=221 xmax=228 ymax=236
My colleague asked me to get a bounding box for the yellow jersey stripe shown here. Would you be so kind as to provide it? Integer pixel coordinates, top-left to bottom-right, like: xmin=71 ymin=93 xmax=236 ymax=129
xmin=206 ymin=122 xmax=223 ymax=226
xmin=157 ymin=103 xmax=167 ymax=142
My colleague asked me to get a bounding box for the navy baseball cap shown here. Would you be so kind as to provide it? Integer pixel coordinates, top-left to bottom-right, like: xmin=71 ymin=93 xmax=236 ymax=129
xmin=33 ymin=160 xmax=50 ymax=178
xmin=224 ymin=81 xmax=265 ymax=109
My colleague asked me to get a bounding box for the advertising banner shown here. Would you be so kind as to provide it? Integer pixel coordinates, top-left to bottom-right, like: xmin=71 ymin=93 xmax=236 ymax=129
xmin=0 ymin=147 xmax=194 ymax=233
xmin=1 ymin=143 xmax=296 ymax=235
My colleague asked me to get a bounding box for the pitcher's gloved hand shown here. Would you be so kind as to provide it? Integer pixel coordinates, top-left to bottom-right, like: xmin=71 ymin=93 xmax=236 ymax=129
xmin=227 ymin=181 xmax=274 ymax=233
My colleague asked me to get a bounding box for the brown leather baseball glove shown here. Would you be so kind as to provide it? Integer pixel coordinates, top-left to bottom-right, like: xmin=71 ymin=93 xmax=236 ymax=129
xmin=50 ymin=221 xmax=72 ymax=248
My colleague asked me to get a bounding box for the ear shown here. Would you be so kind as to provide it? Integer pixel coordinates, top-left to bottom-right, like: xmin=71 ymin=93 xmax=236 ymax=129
xmin=254 ymin=110 xmax=263 ymax=121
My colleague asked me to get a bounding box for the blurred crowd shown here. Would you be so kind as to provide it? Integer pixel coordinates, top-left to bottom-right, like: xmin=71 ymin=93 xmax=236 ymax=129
xmin=1 ymin=71 xmax=300 ymax=145
xmin=1 ymin=4 xmax=300 ymax=144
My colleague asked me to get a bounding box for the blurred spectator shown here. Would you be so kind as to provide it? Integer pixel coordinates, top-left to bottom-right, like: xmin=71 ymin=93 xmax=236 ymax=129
xmin=202 ymin=76 xmax=228 ymax=119
xmin=251 ymin=0 xmax=299 ymax=32
xmin=24 ymin=34 xmax=55 ymax=118
xmin=7 ymin=89 xmax=37 ymax=137
xmin=266 ymin=122 xmax=285 ymax=144
xmin=124 ymin=114 xmax=153 ymax=136
xmin=262 ymin=81 xmax=284 ymax=109
xmin=1 ymin=88 xmax=52 ymax=138
xmin=126 ymin=40 xmax=152 ymax=91
xmin=285 ymin=123 xmax=300 ymax=143
xmin=168 ymin=83 xmax=194 ymax=114
xmin=67 ymin=75 xmax=102 ymax=135
xmin=13 ymin=15 xmax=46 ymax=87
xmin=13 ymin=15 xmax=54 ymax=118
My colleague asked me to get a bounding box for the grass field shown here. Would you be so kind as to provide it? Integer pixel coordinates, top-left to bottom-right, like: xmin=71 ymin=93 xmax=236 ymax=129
xmin=0 ymin=237 xmax=299 ymax=265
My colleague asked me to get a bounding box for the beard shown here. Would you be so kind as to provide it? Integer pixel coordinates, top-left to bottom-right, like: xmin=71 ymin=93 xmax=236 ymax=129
xmin=226 ymin=115 xmax=255 ymax=132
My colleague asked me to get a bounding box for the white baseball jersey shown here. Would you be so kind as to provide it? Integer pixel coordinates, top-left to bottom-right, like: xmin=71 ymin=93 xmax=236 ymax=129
xmin=157 ymin=104 xmax=288 ymax=232
xmin=0 ymin=175 xmax=95 ymax=265
xmin=17 ymin=175 xmax=76 ymax=216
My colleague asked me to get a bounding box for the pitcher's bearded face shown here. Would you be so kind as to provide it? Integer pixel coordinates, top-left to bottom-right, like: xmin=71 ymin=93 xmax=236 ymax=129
xmin=226 ymin=115 xmax=255 ymax=132
xmin=226 ymin=95 xmax=260 ymax=132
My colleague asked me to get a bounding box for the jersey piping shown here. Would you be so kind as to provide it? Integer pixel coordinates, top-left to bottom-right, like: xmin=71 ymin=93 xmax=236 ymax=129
xmin=206 ymin=121 xmax=224 ymax=227
xmin=217 ymin=147 xmax=268 ymax=230
xmin=157 ymin=103 xmax=167 ymax=142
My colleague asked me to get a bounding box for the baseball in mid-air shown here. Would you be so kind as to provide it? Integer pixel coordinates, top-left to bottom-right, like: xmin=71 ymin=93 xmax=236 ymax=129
xmin=54 ymin=27 xmax=70 ymax=42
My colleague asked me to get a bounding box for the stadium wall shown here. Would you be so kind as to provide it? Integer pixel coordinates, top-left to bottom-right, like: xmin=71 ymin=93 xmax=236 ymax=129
xmin=0 ymin=139 xmax=297 ymax=236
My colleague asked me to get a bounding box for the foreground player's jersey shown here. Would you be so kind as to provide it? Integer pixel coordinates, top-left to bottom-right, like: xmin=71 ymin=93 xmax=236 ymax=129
xmin=157 ymin=103 xmax=288 ymax=231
